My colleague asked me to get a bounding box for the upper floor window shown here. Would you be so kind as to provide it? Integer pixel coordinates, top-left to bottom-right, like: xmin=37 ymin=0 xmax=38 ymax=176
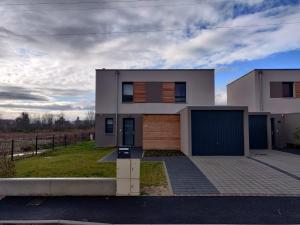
xmin=270 ymin=82 xmax=294 ymax=98
xmin=282 ymin=82 xmax=294 ymax=98
xmin=122 ymin=82 xmax=133 ymax=102
xmin=105 ymin=118 xmax=113 ymax=134
xmin=175 ymin=82 xmax=186 ymax=102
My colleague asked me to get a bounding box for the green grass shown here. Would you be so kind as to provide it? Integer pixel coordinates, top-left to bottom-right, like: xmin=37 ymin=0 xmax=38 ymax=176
xmin=14 ymin=141 xmax=167 ymax=188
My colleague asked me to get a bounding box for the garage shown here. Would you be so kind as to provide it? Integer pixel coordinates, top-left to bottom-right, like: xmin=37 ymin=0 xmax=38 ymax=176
xmin=249 ymin=114 xmax=269 ymax=149
xmin=191 ymin=110 xmax=244 ymax=156
xmin=143 ymin=114 xmax=180 ymax=150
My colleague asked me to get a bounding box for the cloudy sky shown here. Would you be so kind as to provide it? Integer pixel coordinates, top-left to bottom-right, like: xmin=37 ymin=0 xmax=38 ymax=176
xmin=0 ymin=0 xmax=300 ymax=120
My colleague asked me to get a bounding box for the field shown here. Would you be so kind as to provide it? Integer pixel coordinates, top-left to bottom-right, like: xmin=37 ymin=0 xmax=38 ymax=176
xmin=0 ymin=130 xmax=94 ymax=156
xmin=13 ymin=141 xmax=168 ymax=194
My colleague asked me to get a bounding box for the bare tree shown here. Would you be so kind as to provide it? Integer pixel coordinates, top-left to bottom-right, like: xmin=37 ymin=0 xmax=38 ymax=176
xmin=85 ymin=107 xmax=95 ymax=128
xmin=42 ymin=113 xmax=54 ymax=129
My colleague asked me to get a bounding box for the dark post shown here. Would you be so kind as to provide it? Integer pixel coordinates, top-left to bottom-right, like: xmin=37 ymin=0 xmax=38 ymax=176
xmin=52 ymin=135 xmax=55 ymax=150
xmin=11 ymin=139 xmax=14 ymax=161
xmin=64 ymin=135 xmax=67 ymax=147
xmin=35 ymin=136 xmax=38 ymax=155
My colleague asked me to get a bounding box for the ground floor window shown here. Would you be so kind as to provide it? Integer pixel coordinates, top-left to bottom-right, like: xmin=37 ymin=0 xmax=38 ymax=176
xmin=105 ymin=118 xmax=113 ymax=134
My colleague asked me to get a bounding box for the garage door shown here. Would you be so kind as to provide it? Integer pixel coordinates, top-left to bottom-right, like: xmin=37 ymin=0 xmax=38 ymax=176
xmin=191 ymin=110 xmax=244 ymax=156
xmin=143 ymin=115 xmax=180 ymax=150
xmin=249 ymin=115 xmax=268 ymax=149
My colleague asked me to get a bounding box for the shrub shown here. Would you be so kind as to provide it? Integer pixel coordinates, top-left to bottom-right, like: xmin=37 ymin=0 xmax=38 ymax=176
xmin=294 ymin=127 xmax=300 ymax=141
xmin=0 ymin=151 xmax=16 ymax=178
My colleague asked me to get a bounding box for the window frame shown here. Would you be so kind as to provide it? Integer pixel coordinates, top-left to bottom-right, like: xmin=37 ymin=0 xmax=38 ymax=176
xmin=122 ymin=82 xmax=134 ymax=103
xmin=105 ymin=118 xmax=114 ymax=134
xmin=175 ymin=82 xmax=186 ymax=103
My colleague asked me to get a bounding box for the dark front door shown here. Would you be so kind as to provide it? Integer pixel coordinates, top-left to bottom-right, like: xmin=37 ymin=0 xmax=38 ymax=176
xmin=271 ymin=118 xmax=276 ymax=149
xmin=123 ymin=118 xmax=135 ymax=146
xmin=249 ymin=115 xmax=268 ymax=149
xmin=191 ymin=110 xmax=244 ymax=156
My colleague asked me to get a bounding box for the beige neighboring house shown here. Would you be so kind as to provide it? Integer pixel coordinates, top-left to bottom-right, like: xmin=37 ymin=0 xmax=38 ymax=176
xmin=227 ymin=69 xmax=300 ymax=149
xmin=95 ymin=69 xmax=250 ymax=156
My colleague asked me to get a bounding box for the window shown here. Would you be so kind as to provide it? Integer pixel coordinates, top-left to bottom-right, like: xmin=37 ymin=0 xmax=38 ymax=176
xmin=282 ymin=82 xmax=294 ymax=98
xmin=122 ymin=82 xmax=133 ymax=102
xmin=105 ymin=118 xmax=113 ymax=134
xmin=175 ymin=82 xmax=186 ymax=102
xmin=270 ymin=82 xmax=294 ymax=98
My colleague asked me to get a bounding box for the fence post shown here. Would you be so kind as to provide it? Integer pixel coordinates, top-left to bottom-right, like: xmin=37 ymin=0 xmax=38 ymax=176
xmin=35 ymin=136 xmax=38 ymax=155
xmin=52 ymin=135 xmax=55 ymax=150
xmin=64 ymin=135 xmax=67 ymax=147
xmin=11 ymin=139 xmax=14 ymax=161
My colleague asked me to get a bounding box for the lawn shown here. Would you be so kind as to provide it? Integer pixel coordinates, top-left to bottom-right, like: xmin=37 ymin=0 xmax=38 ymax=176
xmin=14 ymin=141 xmax=167 ymax=189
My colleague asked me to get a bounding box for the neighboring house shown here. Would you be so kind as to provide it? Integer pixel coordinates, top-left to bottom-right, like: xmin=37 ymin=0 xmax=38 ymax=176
xmin=96 ymin=69 xmax=250 ymax=156
xmin=227 ymin=69 xmax=300 ymax=149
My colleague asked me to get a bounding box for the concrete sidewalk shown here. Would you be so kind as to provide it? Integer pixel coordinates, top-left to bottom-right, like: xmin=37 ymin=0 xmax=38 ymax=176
xmin=0 ymin=196 xmax=299 ymax=224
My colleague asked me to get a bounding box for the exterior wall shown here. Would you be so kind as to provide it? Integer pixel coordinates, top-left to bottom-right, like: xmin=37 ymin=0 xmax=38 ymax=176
xmin=96 ymin=69 xmax=215 ymax=115
xmin=179 ymin=106 xmax=250 ymax=157
xmin=283 ymin=113 xmax=300 ymax=146
xmin=260 ymin=70 xmax=300 ymax=114
xmin=179 ymin=107 xmax=190 ymax=156
xmin=96 ymin=113 xmax=143 ymax=147
xmin=228 ymin=69 xmax=300 ymax=114
xmin=227 ymin=71 xmax=259 ymax=112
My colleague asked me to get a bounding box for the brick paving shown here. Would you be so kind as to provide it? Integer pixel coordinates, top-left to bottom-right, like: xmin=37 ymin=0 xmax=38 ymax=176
xmin=144 ymin=156 xmax=219 ymax=195
xmin=250 ymin=150 xmax=300 ymax=178
xmin=192 ymin=156 xmax=300 ymax=195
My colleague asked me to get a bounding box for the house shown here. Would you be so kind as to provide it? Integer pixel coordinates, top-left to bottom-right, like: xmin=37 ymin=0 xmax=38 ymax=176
xmin=227 ymin=69 xmax=300 ymax=149
xmin=96 ymin=69 xmax=250 ymax=156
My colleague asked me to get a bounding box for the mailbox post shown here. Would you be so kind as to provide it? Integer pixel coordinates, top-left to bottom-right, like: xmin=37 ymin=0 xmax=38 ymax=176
xmin=116 ymin=146 xmax=140 ymax=196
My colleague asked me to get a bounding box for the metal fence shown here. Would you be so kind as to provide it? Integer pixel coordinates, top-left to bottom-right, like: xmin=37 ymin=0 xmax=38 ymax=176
xmin=0 ymin=132 xmax=95 ymax=161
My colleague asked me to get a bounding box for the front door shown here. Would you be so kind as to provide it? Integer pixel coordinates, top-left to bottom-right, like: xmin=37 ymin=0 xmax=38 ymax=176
xmin=123 ymin=118 xmax=135 ymax=146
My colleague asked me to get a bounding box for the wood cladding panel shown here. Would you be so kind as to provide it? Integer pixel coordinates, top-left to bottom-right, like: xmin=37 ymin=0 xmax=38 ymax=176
xmin=133 ymin=82 xmax=146 ymax=103
xmin=296 ymin=82 xmax=300 ymax=98
xmin=162 ymin=82 xmax=175 ymax=103
xmin=143 ymin=115 xmax=180 ymax=150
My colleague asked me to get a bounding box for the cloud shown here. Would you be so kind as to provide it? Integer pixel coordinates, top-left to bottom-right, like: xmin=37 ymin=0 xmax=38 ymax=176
xmin=0 ymin=0 xmax=299 ymax=118
xmin=215 ymin=89 xmax=227 ymax=105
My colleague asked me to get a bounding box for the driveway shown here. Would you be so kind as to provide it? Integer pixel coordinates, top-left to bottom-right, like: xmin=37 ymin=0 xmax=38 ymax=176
xmin=250 ymin=149 xmax=300 ymax=178
xmin=191 ymin=154 xmax=300 ymax=196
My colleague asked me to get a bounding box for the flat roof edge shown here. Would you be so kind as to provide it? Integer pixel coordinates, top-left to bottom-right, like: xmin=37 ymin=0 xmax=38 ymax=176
xmin=227 ymin=68 xmax=300 ymax=87
xmin=96 ymin=69 xmax=215 ymax=71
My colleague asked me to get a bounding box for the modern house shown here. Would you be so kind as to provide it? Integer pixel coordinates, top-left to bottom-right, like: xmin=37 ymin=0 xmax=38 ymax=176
xmin=96 ymin=69 xmax=250 ymax=156
xmin=227 ymin=69 xmax=300 ymax=149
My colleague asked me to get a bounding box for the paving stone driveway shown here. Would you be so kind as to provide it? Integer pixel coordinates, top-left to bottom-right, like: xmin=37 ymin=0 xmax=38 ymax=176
xmin=144 ymin=156 xmax=219 ymax=195
xmin=250 ymin=150 xmax=300 ymax=178
xmin=192 ymin=155 xmax=300 ymax=196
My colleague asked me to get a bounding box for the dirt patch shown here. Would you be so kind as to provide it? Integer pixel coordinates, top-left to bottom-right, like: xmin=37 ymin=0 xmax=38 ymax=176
xmin=141 ymin=185 xmax=172 ymax=196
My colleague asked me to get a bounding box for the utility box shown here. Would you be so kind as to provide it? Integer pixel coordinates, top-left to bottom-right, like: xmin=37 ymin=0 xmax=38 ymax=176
xmin=116 ymin=158 xmax=140 ymax=196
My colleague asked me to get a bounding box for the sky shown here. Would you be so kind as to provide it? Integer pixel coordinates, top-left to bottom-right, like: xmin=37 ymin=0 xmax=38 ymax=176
xmin=0 ymin=0 xmax=300 ymax=120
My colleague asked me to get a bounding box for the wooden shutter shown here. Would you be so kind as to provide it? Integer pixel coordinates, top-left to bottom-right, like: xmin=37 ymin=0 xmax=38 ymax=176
xmin=133 ymin=82 xmax=146 ymax=103
xmin=296 ymin=82 xmax=300 ymax=98
xmin=162 ymin=82 xmax=175 ymax=103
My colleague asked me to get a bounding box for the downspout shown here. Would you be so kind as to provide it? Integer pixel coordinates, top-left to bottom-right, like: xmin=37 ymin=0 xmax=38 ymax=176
xmin=115 ymin=70 xmax=120 ymax=147
xmin=258 ymin=70 xmax=263 ymax=112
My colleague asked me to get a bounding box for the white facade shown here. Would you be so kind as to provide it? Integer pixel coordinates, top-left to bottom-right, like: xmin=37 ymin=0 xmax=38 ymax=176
xmin=227 ymin=69 xmax=300 ymax=114
xmin=96 ymin=69 xmax=215 ymax=114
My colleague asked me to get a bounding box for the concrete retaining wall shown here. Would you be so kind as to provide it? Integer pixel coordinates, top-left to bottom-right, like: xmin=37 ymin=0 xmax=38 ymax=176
xmin=0 ymin=178 xmax=116 ymax=196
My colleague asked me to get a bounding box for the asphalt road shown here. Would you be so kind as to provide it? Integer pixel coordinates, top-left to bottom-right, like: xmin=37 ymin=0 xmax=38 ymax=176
xmin=0 ymin=196 xmax=299 ymax=224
